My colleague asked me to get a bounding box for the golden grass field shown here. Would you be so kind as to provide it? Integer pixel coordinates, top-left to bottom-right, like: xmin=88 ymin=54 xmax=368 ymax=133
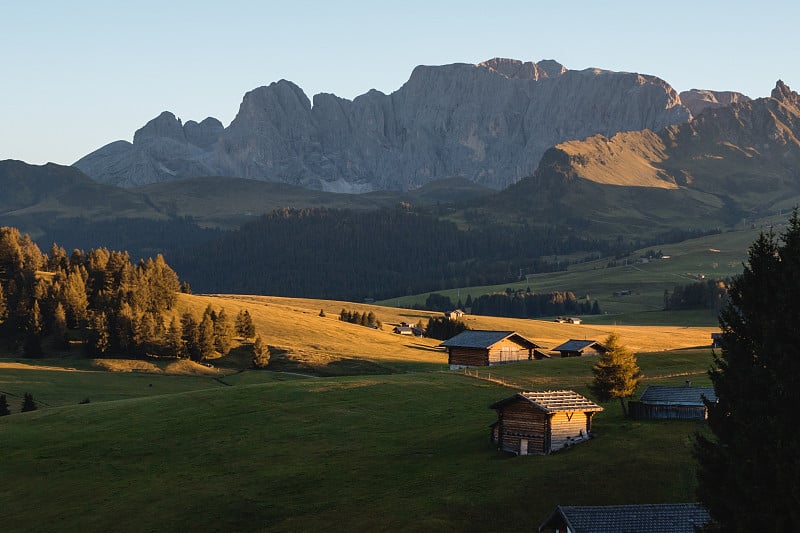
xmin=178 ymin=293 xmax=716 ymax=370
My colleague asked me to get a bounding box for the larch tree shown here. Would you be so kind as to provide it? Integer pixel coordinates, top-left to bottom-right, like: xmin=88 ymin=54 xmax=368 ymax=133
xmin=588 ymin=332 xmax=642 ymax=417
xmin=695 ymin=211 xmax=800 ymax=531
xmin=252 ymin=335 xmax=270 ymax=368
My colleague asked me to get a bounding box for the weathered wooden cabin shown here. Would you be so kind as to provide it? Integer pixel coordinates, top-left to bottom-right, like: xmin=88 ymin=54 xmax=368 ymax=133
xmin=489 ymin=390 xmax=603 ymax=455
xmin=538 ymin=503 xmax=710 ymax=533
xmin=441 ymin=330 xmax=540 ymax=369
xmin=628 ymin=384 xmax=717 ymax=420
xmin=551 ymin=339 xmax=607 ymax=358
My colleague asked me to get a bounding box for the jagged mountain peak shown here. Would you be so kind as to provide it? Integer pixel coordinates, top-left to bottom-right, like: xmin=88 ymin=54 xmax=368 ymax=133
xmin=74 ymin=58 xmax=693 ymax=191
xmin=477 ymin=57 xmax=566 ymax=80
xmin=772 ymin=80 xmax=799 ymax=107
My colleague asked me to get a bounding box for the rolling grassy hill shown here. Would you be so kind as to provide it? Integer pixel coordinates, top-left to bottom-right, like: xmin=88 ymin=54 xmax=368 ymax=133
xmin=0 ymin=357 xmax=712 ymax=532
xmin=381 ymin=221 xmax=782 ymax=325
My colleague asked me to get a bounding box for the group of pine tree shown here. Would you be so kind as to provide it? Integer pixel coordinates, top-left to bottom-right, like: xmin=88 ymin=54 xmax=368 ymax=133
xmin=0 ymin=226 xmax=256 ymax=360
xmin=420 ymin=289 xmax=600 ymax=318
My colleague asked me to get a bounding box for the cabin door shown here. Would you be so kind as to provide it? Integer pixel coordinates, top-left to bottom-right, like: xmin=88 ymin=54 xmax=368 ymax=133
xmin=519 ymin=439 xmax=528 ymax=456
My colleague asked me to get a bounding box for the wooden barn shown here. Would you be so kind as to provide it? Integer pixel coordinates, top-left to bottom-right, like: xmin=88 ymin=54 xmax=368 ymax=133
xmin=552 ymin=339 xmax=607 ymax=358
xmin=538 ymin=503 xmax=710 ymax=532
xmin=628 ymin=384 xmax=717 ymax=420
xmin=489 ymin=390 xmax=603 ymax=455
xmin=441 ymin=330 xmax=540 ymax=369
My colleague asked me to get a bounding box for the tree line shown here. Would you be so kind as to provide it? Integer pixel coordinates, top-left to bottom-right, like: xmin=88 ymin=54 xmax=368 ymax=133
xmin=0 ymin=226 xmax=260 ymax=361
xmin=170 ymin=206 xmax=624 ymax=301
xmin=663 ymin=278 xmax=730 ymax=311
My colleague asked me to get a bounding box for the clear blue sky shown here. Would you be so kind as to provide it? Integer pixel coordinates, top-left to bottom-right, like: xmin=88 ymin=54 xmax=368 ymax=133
xmin=2 ymin=1 xmax=797 ymax=166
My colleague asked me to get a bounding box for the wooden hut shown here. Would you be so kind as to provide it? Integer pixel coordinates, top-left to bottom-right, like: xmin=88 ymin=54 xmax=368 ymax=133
xmin=628 ymin=384 xmax=717 ymax=420
xmin=441 ymin=330 xmax=540 ymax=369
xmin=552 ymin=339 xmax=607 ymax=358
xmin=489 ymin=390 xmax=603 ymax=455
xmin=538 ymin=503 xmax=710 ymax=532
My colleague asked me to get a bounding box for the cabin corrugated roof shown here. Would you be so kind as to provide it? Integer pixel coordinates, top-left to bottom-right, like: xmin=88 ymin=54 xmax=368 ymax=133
xmin=440 ymin=330 xmax=539 ymax=349
xmin=538 ymin=503 xmax=710 ymax=533
xmin=638 ymin=385 xmax=717 ymax=406
xmin=552 ymin=339 xmax=604 ymax=352
xmin=491 ymin=390 xmax=603 ymax=413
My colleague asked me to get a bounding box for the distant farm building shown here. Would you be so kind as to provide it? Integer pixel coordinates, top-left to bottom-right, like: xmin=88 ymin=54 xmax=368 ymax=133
xmin=445 ymin=309 xmax=465 ymax=320
xmin=711 ymin=332 xmax=722 ymax=348
xmin=393 ymin=325 xmax=424 ymax=337
xmin=628 ymin=384 xmax=717 ymax=420
xmin=538 ymin=503 xmax=710 ymax=533
xmin=489 ymin=390 xmax=603 ymax=455
xmin=441 ymin=330 xmax=540 ymax=368
xmin=552 ymin=339 xmax=607 ymax=358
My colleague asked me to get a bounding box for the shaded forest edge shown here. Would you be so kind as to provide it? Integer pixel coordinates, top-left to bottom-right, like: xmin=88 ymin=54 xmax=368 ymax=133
xmin=0 ymin=226 xmax=254 ymax=361
xmin=168 ymin=206 xmax=716 ymax=301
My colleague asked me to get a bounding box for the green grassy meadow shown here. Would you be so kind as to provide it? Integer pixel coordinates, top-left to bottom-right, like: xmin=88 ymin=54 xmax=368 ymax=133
xmin=380 ymin=224 xmax=768 ymax=323
xmin=1 ymin=345 xmax=713 ymax=532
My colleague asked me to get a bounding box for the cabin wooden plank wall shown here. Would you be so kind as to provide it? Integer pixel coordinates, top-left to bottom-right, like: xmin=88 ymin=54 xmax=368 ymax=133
xmin=628 ymin=402 xmax=708 ymax=420
xmin=496 ymin=402 xmax=548 ymax=455
xmin=448 ymin=347 xmax=489 ymax=366
xmin=487 ymin=338 xmax=532 ymax=364
xmin=548 ymin=412 xmax=594 ymax=451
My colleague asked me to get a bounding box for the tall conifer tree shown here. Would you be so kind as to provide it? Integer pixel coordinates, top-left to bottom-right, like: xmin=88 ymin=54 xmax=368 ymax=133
xmin=695 ymin=211 xmax=800 ymax=531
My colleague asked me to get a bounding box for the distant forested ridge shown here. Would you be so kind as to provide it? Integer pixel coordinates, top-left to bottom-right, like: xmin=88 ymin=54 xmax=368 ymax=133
xmin=171 ymin=207 xmax=619 ymax=300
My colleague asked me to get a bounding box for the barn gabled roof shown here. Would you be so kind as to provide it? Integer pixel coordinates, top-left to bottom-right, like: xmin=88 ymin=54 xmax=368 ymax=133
xmin=552 ymin=339 xmax=607 ymax=353
xmin=440 ymin=330 xmax=540 ymax=349
xmin=490 ymin=390 xmax=603 ymax=413
xmin=638 ymin=385 xmax=717 ymax=406
xmin=538 ymin=503 xmax=710 ymax=533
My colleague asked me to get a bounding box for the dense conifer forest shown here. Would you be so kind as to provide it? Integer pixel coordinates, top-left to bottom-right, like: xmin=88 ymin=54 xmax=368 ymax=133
xmin=0 ymin=226 xmax=240 ymax=359
xmin=170 ymin=206 xmax=623 ymax=300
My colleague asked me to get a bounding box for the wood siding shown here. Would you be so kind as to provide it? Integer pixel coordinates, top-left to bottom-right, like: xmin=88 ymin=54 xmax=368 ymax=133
xmin=496 ymin=402 xmax=548 ymax=455
xmin=487 ymin=338 xmax=532 ymax=364
xmin=448 ymin=347 xmax=489 ymax=366
xmin=548 ymin=412 xmax=593 ymax=452
xmin=629 ymin=401 xmax=708 ymax=420
xmin=494 ymin=400 xmax=597 ymax=455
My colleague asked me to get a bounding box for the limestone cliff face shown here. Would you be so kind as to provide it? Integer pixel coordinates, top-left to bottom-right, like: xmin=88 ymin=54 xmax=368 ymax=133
xmin=679 ymin=89 xmax=751 ymax=118
xmin=74 ymin=58 xmax=691 ymax=191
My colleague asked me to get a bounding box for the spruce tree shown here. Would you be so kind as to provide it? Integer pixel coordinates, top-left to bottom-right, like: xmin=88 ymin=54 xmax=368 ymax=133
xmin=214 ymin=308 xmax=234 ymax=356
xmin=0 ymin=282 xmax=7 ymax=323
xmin=0 ymin=393 xmax=10 ymax=416
xmin=21 ymin=392 xmax=37 ymax=412
xmin=588 ymin=332 xmax=642 ymax=417
xmin=695 ymin=212 xmax=800 ymax=531
xmin=197 ymin=312 xmax=216 ymax=360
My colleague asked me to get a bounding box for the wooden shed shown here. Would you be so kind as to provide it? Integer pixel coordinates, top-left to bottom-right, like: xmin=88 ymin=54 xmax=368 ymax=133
xmin=552 ymin=339 xmax=607 ymax=358
xmin=628 ymin=384 xmax=717 ymax=420
xmin=441 ymin=330 xmax=540 ymax=369
xmin=489 ymin=390 xmax=603 ymax=455
xmin=538 ymin=503 xmax=710 ymax=532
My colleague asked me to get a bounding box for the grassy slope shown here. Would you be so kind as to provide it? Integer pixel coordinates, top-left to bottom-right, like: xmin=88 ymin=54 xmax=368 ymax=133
xmin=0 ymin=363 xmax=710 ymax=532
xmin=0 ymin=293 xmax=718 ymax=531
xmin=379 ymin=223 xmax=779 ymax=325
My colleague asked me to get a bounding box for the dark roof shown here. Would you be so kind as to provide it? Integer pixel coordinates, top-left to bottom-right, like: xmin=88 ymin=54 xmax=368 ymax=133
xmin=638 ymin=385 xmax=717 ymax=406
xmin=440 ymin=330 xmax=539 ymax=349
xmin=552 ymin=339 xmax=606 ymax=353
xmin=538 ymin=503 xmax=710 ymax=533
xmin=490 ymin=390 xmax=603 ymax=413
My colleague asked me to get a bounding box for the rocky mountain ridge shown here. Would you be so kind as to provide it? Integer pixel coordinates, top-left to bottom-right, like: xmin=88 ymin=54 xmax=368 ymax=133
xmin=74 ymin=58 xmax=692 ymax=191
xmin=490 ymin=80 xmax=800 ymax=234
